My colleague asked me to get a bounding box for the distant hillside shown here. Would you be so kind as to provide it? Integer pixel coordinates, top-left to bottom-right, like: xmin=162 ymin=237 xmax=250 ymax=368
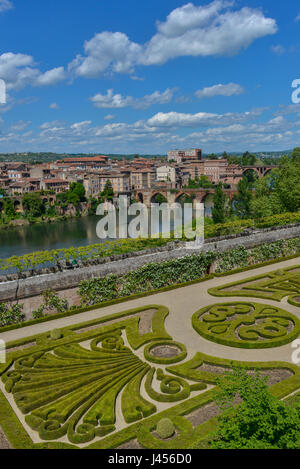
xmin=0 ymin=152 xmax=166 ymax=163
xmin=0 ymin=149 xmax=293 ymax=164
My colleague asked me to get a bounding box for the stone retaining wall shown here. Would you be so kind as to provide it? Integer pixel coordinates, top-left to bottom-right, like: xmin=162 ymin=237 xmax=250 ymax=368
xmin=0 ymin=223 xmax=299 ymax=306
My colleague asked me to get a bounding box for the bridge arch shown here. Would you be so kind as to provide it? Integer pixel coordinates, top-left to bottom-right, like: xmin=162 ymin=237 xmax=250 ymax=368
xmin=175 ymin=192 xmax=195 ymax=205
xmin=201 ymin=193 xmax=214 ymax=217
xmin=137 ymin=192 xmax=144 ymax=203
xmin=262 ymin=168 xmax=272 ymax=177
xmin=242 ymin=168 xmax=259 ymax=181
xmin=151 ymin=192 xmax=167 ymax=204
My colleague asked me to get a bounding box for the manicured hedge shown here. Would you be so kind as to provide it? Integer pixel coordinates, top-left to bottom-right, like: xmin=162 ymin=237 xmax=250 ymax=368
xmin=144 ymin=341 xmax=187 ymax=365
xmin=192 ymin=302 xmax=300 ymax=349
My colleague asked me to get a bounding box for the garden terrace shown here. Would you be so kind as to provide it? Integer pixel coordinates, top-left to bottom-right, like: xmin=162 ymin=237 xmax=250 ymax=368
xmin=1 ymin=256 xmax=300 ymax=449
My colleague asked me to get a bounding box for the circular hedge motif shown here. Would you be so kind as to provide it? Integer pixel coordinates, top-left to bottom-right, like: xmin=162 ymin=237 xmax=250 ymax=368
xmin=144 ymin=341 xmax=187 ymax=364
xmin=192 ymin=302 xmax=300 ymax=349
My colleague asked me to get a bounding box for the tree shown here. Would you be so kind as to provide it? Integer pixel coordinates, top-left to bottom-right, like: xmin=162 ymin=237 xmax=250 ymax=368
xmin=241 ymin=151 xmax=257 ymax=166
xmin=3 ymin=198 xmax=16 ymax=219
xmin=210 ymin=367 xmax=300 ymax=449
xmin=212 ymin=183 xmax=226 ymax=224
xmin=272 ymin=158 xmax=300 ymax=212
xmin=22 ymin=193 xmax=45 ymax=218
xmin=250 ymin=176 xmax=283 ymax=219
xmin=291 ymin=147 xmax=300 ymax=163
xmin=186 ymin=176 xmax=214 ymax=189
xmin=69 ymin=182 xmax=86 ymax=202
xmin=101 ymin=180 xmax=114 ymax=201
xmin=154 ymin=193 xmax=167 ymax=204
xmin=233 ymin=178 xmax=252 ymax=219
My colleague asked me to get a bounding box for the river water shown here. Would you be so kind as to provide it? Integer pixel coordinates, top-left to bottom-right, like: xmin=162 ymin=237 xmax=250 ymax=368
xmin=0 ymin=214 xmax=186 ymax=260
xmin=0 ymin=216 xmax=103 ymax=259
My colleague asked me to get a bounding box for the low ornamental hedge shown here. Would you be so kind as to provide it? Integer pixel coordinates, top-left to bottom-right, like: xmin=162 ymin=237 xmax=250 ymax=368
xmin=191 ymin=302 xmax=300 ymax=349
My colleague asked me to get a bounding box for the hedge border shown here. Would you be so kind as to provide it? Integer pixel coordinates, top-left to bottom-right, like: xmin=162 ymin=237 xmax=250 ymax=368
xmin=144 ymin=340 xmax=187 ymax=365
xmin=86 ymin=354 xmax=300 ymax=449
xmin=209 ymin=264 xmax=300 ymax=303
xmin=1 ymin=345 xmax=300 ymax=449
xmin=2 ymin=304 xmax=169 ymax=354
xmin=0 ymin=304 xmax=172 ymax=447
xmin=191 ymin=301 xmax=300 ymax=349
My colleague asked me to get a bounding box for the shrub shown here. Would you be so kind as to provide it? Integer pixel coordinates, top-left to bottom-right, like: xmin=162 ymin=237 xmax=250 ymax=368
xmin=0 ymin=302 xmax=24 ymax=327
xmin=50 ymin=329 xmax=62 ymax=340
xmin=156 ymin=418 xmax=175 ymax=439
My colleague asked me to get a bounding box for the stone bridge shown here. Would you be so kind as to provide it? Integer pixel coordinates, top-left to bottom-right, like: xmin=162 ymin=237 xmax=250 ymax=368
xmin=133 ymin=188 xmax=238 ymax=214
xmin=0 ymin=194 xmax=56 ymax=213
xmin=242 ymin=165 xmax=276 ymax=178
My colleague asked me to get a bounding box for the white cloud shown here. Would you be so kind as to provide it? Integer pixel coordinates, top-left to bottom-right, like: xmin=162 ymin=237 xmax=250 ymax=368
xmin=130 ymin=75 xmax=144 ymax=81
xmin=0 ymin=0 xmax=13 ymax=13
xmin=49 ymin=102 xmax=60 ymax=109
xmin=9 ymin=120 xmax=31 ymax=132
xmin=4 ymin=104 xmax=300 ymax=153
xmin=90 ymin=88 xmax=175 ymax=109
xmin=271 ymin=44 xmax=286 ymax=55
xmin=142 ymin=2 xmax=277 ymax=65
xmin=195 ymin=83 xmax=245 ymax=99
xmin=147 ymin=108 xmax=264 ymax=128
xmin=69 ymin=32 xmax=143 ymax=78
xmin=35 ymin=67 xmax=66 ymax=86
xmin=70 ymin=120 xmax=92 ymax=130
xmin=91 ymin=89 xmax=133 ymax=109
xmin=104 ymin=114 xmax=116 ymax=120
xmin=295 ymin=13 xmax=300 ymax=22
xmin=0 ymin=53 xmax=66 ymax=90
xmin=69 ymin=1 xmax=277 ymax=77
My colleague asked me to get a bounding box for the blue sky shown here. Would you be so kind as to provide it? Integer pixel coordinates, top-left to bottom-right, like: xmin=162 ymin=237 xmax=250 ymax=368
xmin=0 ymin=0 xmax=300 ymax=154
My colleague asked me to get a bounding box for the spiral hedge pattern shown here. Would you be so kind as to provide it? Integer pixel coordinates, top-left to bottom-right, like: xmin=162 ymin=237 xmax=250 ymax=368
xmin=1 ymin=265 xmax=300 ymax=450
xmin=192 ymin=302 xmax=300 ymax=349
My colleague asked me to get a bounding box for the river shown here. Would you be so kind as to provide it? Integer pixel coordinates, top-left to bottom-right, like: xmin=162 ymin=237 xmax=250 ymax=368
xmin=0 ymin=216 xmax=103 ymax=259
xmin=0 ymin=202 xmax=202 ymax=261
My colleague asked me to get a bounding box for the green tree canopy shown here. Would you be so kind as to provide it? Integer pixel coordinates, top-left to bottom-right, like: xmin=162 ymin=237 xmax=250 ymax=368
xmin=212 ymin=183 xmax=226 ymax=224
xmin=22 ymin=193 xmax=45 ymax=218
xmin=101 ymin=180 xmax=114 ymax=201
xmin=233 ymin=178 xmax=253 ymax=219
xmin=210 ymin=367 xmax=300 ymax=449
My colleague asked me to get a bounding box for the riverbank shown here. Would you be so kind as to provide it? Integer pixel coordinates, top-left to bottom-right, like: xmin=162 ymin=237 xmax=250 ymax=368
xmin=0 ymin=223 xmax=299 ymax=328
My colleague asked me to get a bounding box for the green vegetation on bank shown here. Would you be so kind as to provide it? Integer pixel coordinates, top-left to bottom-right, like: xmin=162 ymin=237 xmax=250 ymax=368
xmin=0 ymin=209 xmax=299 ymax=275
xmin=2 ymin=237 xmax=300 ymax=329
xmin=0 ymin=182 xmax=88 ymax=226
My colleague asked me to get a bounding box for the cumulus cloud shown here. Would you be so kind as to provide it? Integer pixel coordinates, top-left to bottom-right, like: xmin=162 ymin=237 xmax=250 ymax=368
xmin=35 ymin=67 xmax=66 ymax=86
xmin=104 ymin=114 xmax=116 ymax=120
xmin=90 ymin=88 xmax=175 ymax=109
xmin=49 ymin=102 xmax=60 ymax=109
xmin=0 ymin=53 xmax=66 ymax=90
xmin=295 ymin=13 xmax=300 ymax=22
xmin=69 ymin=32 xmax=143 ymax=78
xmin=70 ymin=1 xmax=277 ymax=77
xmin=147 ymin=108 xmax=264 ymax=128
xmin=142 ymin=2 xmax=277 ymax=65
xmin=0 ymin=0 xmax=13 ymax=13
xmin=3 ymin=104 xmax=299 ymax=153
xmin=195 ymin=83 xmax=245 ymax=99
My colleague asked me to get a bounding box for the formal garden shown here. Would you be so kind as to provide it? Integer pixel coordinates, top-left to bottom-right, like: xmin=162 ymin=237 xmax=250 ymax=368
xmin=1 ymin=260 xmax=300 ymax=449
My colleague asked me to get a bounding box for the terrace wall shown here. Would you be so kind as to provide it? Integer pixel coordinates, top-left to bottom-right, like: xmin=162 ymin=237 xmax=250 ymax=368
xmin=0 ymin=222 xmax=299 ymax=317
